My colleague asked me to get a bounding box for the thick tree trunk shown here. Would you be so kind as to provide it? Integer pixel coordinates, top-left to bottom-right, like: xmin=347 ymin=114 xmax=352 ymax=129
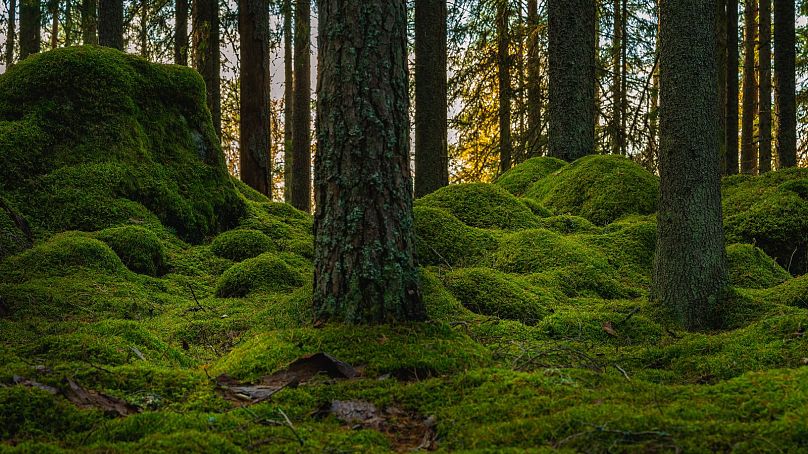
xmin=6 ymin=0 xmax=16 ymax=65
xmin=741 ymin=0 xmax=758 ymax=174
xmin=726 ymin=0 xmax=740 ymax=174
xmin=238 ymin=0 xmax=271 ymax=196
xmin=314 ymin=0 xmax=425 ymax=324
xmin=414 ymin=0 xmax=448 ymax=197
xmin=548 ymin=0 xmax=595 ymax=162
xmin=717 ymin=0 xmax=728 ymax=174
xmin=526 ymin=0 xmax=540 ymax=158
xmin=759 ymin=0 xmax=771 ymax=172
xmin=610 ymin=0 xmax=622 ymax=155
xmin=283 ymin=0 xmax=293 ymax=203
xmin=98 ymin=0 xmax=122 ymax=49
xmin=20 ymin=0 xmax=42 ymax=58
xmin=655 ymin=0 xmax=728 ymax=331
xmin=81 ymin=0 xmax=97 ymax=45
xmin=174 ymin=0 xmax=188 ymax=64
xmin=497 ymin=0 xmax=511 ymax=173
xmin=773 ymin=0 xmax=796 ymax=168
xmin=193 ymin=0 xmax=221 ymax=137
xmin=291 ymin=0 xmax=311 ymax=212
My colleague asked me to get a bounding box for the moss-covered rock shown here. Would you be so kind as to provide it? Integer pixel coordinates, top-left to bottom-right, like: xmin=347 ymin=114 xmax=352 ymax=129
xmin=413 ymin=206 xmax=498 ymax=266
xmin=727 ymin=243 xmax=792 ymax=289
xmin=95 ymin=225 xmax=167 ymax=276
xmin=525 ymin=154 xmax=659 ymax=226
xmin=210 ymin=229 xmax=274 ymax=262
xmin=415 ymin=183 xmax=540 ymax=230
xmin=215 ymin=253 xmax=306 ymax=297
xmin=494 ymin=156 xmax=568 ymax=196
xmin=0 ymin=46 xmax=244 ymax=243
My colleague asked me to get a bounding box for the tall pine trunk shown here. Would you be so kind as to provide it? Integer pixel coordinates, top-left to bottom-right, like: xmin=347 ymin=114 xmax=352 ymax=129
xmin=314 ymin=0 xmax=425 ymax=324
xmin=98 ymin=0 xmax=122 ymax=49
xmin=290 ymin=0 xmax=311 ymax=212
xmin=81 ymin=0 xmax=97 ymax=45
xmin=414 ymin=0 xmax=448 ymax=197
xmin=238 ymin=0 xmax=271 ymax=196
xmin=283 ymin=0 xmax=293 ymax=202
xmin=773 ymin=0 xmax=796 ymax=168
xmin=497 ymin=0 xmax=511 ymax=173
xmin=174 ymin=0 xmax=188 ymax=65
xmin=610 ymin=0 xmax=622 ymax=155
xmin=548 ymin=0 xmax=595 ymax=162
xmin=20 ymin=0 xmax=42 ymax=58
xmin=7 ymin=0 xmax=16 ymax=65
xmin=139 ymin=0 xmax=148 ymax=57
xmin=526 ymin=0 xmax=540 ymax=158
xmin=655 ymin=0 xmax=727 ymax=331
xmin=193 ymin=0 xmax=221 ymax=137
xmin=726 ymin=0 xmax=740 ymax=174
xmin=741 ymin=0 xmax=758 ymax=174
xmin=717 ymin=0 xmax=728 ymax=174
xmin=758 ymin=0 xmax=771 ymax=172
xmin=49 ymin=0 xmax=58 ymax=49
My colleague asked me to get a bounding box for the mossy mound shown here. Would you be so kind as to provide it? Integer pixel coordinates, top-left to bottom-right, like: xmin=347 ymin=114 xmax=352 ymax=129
xmin=95 ymin=225 xmax=167 ymax=276
xmin=537 ymin=215 xmax=600 ymax=234
xmin=0 ymin=198 xmax=31 ymax=261
xmin=494 ymin=156 xmax=568 ymax=196
xmin=0 ymin=46 xmax=244 ymax=242
xmin=215 ymin=253 xmax=307 ymax=298
xmin=413 ymin=206 xmax=498 ymax=266
xmin=727 ymin=243 xmax=792 ymax=289
xmin=237 ymin=201 xmax=314 ymax=258
xmin=525 ymin=154 xmax=659 ymax=225
xmin=415 ymin=183 xmax=540 ymax=230
xmin=210 ymin=229 xmax=275 ymax=262
xmin=492 ymin=228 xmax=608 ymax=274
xmin=518 ymin=197 xmax=553 ymax=217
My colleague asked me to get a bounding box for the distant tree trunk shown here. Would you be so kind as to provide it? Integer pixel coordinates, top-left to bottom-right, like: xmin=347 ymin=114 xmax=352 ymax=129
xmin=81 ymin=0 xmax=97 ymax=45
xmin=610 ymin=0 xmax=622 ymax=155
xmin=648 ymin=0 xmax=660 ymax=161
xmin=49 ymin=0 xmax=58 ymax=49
xmin=758 ymin=0 xmax=771 ymax=172
xmin=414 ymin=0 xmax=448 ymax=197
xmin=655 ymin=0 xmax=727 ymax=331
xmin=717 ymin=0 xmax=728 ymax=174
xmin=193 ymin=0 xmax=221 ymax=137
xmin=139 ymin=0 xmax=148 ymax=57
xmin=741 ymin=0 xmax=758 ymax=174
xmin=283 ymin=0 xmax=293 ymax=203
xmin=497 ymin=0 xmax=512 ymax=173
xmin=526 ymin=0 xmax=541 ymax=158
xmin=20 ymin=0 xmax=42 ymax=59
xmin=548 ymin=0 xmax=595 ymax=161
xmin=620 ymin=0 xmax=628 ymax=156
xmin=98 ymin=0 xmax=122 ymax=49
xmin=174 ymin=0 xmax=188 ymax=64
xmin=7 ymin=0 xmax=16 ymax=65
xmin=314 ymin=0 xmax=425 ymax=324
xmin=773 ymin=0 xmax=796 ymax=168
xmin=291 ymin=0 xmax=311 ymax=212
xmin=726 ymin=0 xmax=740 ymax=174
xmin=238 ymin=0 xmax=271 ymax=196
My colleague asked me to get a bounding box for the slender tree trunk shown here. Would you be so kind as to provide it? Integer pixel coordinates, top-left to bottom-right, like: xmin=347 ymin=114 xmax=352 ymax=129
xmin=526 ymin=0 xmax=541 ymax=158
xmin=620 ymin=0 xmax=628 ymax=155
xmin=610 ymin=0 xmax=622 ymax=155
xmin=238 ymin=0 xmax=271 ymax=196
xmin=655 ymin=0 xmax=727 ymax=331
xmin=314 ymin=0 xmax=425 ymax=324
xmin=497 ymin=0 xmax=511 ymax=173
xmin=139 ymin=0 xmax=148 ymax=57
xmin=283 ymin=0 xmax=293 ymax=202
xmin=726 ymin=0 xmax=740 ymax=174
xmin=414 ymin=0 xmax=448 ymax=197
xmin=193 ymin=0 xmax=221 ymax=137
xmin=741 ymin=0 xmax=758 ymax=174
xmin=759 ymin=0 xmax=771 ymax=172
xmin=174 ymin=0 xmax=188 ymax=64
xmin=648 ymin=1 xmax=660 ymax=161
xmin=98 ymin=0 xmax=122 ymax=49
xmin=20 ymin=0 xmax=42 ymax=58
xmin=291 ymin=0 xmax=311 ymax=211
xmin=548 ymin=0 xmax=595 ymax=161
xmin=773 ymin=0 xmax=796 ymax=168
xmin=49 ymin=0 xmax=58 ymax=49
xmin=7 ymin=0 xmax=17 ymax=65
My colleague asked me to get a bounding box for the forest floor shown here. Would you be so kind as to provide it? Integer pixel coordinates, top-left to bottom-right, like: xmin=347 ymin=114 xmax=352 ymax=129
xmin=1 ymin=47 xmax=808 ymax=453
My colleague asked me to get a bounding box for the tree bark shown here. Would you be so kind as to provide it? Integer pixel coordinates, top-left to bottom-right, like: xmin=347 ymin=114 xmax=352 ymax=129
xmin=20 ymin=0 xmax=41 ymax=59
xmin=49 ymin=0 xmax=58 ymax=49
xmin=655 ymin=0 xmax=728 ymax=331
xmin=773 ymin=0 xmax=796 ymax=168
xmin=283 ymin=0 xmax=293 ymax=203
xmin=717 ymin=0 xmax=728 ymax=174
xmin=81 ymin=0 xmax=97 ymax=45
xmin=497 ymin=0 xmax=511 ymax=173
xmin=139 ymin=0 xmax=148 ymax=57
xmin=726 ymin=0 xmax=739 ymax=174
xmin=6 ymin=0 xmax=17 ymax=65
xmin=174 ymin=0 xmax=188 ymax=64
xmin=98 ymin=0 xmax=122 ymax=49
xmin=193 ymin=0 xmax=221 ymax=137
xmin=414 ymin=0 xmax=448 ymax=197
xmin=610 ymin=0 xmax=622 ymax=155
xmin=526 ymin=0 xmax=540 ymax=158
xmin=758 ymin=0 xmax=771 ymax=172
xmin=238 ymin=0 xmax=271 ymax=196
xmin=291 ymin=0 xmax=311 ymax=211
xmin=548 ymin=0 xmax=595 ymax=162
xmin=314 ymin=0 xmax=425 ymax=324
xmin=741 ymin=0 xmax=758 ymax=174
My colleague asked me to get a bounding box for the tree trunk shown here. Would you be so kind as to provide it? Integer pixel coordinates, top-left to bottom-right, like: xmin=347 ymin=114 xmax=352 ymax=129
xmin=7 ymin=0 xmax=16 ymax=65
xmin=314 ymin=0 xmax=425 ymax=324
xmin=20 ymin=0 xmax=42 ymax=58
xmin=139 ymin=0 xmax=148 ymax=57
xmin=283 ymin=0 xmax=293 ymax=202
xmin=98 ymin=0 xmax=122 ymax=49
xmin=49 ymin=0 xmax=58 ymax=49
xmin=726 ymin=0 xmax=739 ymax=174
xmin=81 ymin=0 xmax=97 ymax=45
xmin=291 ymin=0 xmax=311 ymax=211
xmin=238 ymin=0 xmax=271 ymax=196
xmin=655 ymin=0 xmax=728 ymax=331
xmin=610 ymin=0 xmax=622 ymax=155
xmin=620 ymin=0 xmax=628 ymax=156
xmin=193 ymin=0 xmax=221 ymax=137
xmin=526 ymin=0 xmax=540 ymax=158
xmin=758 ymin=0 xmax=771 ymax=172
xmin=648 ymin=0 xmax=660 ymax=161
xmin=548 ymin=0 xmax=595 ymax=161
xmin=717 ymin=0 xmax=728 ymax=174
xmin=773 ymin=0 xmax=796 ymax=168
xmin=414 ymin=0 xmax=448 ymax=197
xmin=497 ymin=0 xmax=511 ymax=173
xmin=741 ymin=0 xmax=758 ymax=174
xmin=174 ymin=0 xmax=188 ymax=64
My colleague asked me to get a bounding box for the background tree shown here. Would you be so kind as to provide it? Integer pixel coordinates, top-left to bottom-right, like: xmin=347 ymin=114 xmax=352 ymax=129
xmin=81 ymin=0 xmax=97 ymax=45
xmin=548 ymin=0 xmax=595 ymax=162
xmin=726 ymin=0 xmax=739 ymax=174
xmin=759 ymin=0 xmax=772 ymax=173
xmin=741 ymin=0 xmax=758 ymax=174
xmin=283 ymin=0 xmax=293 ymax=202
xmin=526 ymin=0 xmax=541 ymax=158
xmin=193 ymin=0 xmax=221 ymax=137
xmin=98 ymin=0 xmax=122 ymax=49
xmin=20 ymin=0 xmax=41 ymax=58
xmin=290 ymin=0 xmax=310 ymax=212
xmin=774 ymin=0 xmax=796 ymax=168
xmin=414 ymin=0 xmax=449 ymax=197
xmin=497 ymin=0 xmax=511 ymax=173
xmin=174 ymin=0 xmax=188 ymax=64
xmin=655 ymin=0 xmax=727 ymax=331
xmin=6 ymin=0 xmax=16 ymax=64
xmin=314 ymin=0 xmax=425 ymax=323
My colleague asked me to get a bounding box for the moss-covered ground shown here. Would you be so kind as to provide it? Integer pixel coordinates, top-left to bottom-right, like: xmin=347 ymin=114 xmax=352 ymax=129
xmin=2 ymin=48 xmax=808 ymax=453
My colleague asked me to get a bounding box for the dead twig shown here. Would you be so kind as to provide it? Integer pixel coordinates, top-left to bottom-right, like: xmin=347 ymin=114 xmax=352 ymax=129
xmin=278 ymin=407 xmax=304 ymax=446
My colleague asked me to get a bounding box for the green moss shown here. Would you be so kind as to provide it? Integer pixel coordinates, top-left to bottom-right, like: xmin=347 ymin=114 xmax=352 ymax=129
xmin=0 ymin=197 xmax=30 ymax=261
xmin=519 ymin=197 xmax=553 ymax=217
xmin=237 ymin=201 xmax=313 ymax=258
xmin=415 ymin=183 xmax=540 ymax=230
xmin=492 ymin=228 xmax=608 ymax=274
xmin=412 ymin=206 xmax=498 ymax=267
xmin=494 ymin=156 xmax=568 ymax=196
xmin=525 ymin=154 xmax=659 ymax=226
xmin=210 ymin=229 xmax=275 ymax=262
xmin=95 ymin=225 xmax=168 ymax=276
xmin=0 ymin=386 xmax=104 ymax=442
xmin=537 ymin=215 xmax=600 ymax=234
xmin=726 ymin=243 xmax=792 ymax=289
xmin=215 ymin=253 xmax=306 ymax=298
